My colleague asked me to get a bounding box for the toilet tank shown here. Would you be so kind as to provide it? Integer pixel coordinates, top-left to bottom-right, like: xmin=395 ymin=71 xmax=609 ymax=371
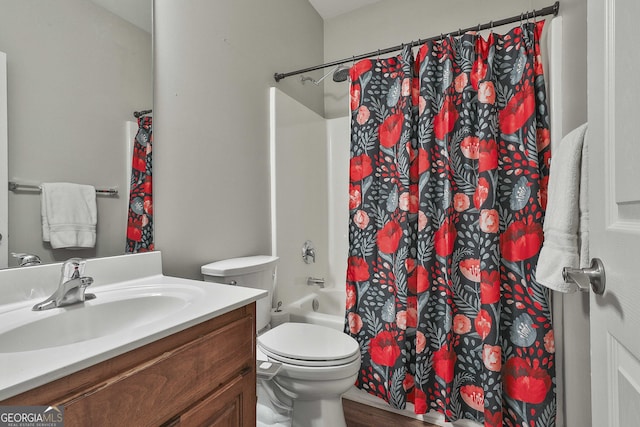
xmin=201 ymin=255 xmax=278 ymax=331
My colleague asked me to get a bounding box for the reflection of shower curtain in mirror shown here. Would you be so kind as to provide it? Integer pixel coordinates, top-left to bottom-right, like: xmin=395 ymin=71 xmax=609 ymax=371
xmin=345 ymin=21 xmax=555 ymax=426
xmin=126 ymin=116 xmax=153 ymax=253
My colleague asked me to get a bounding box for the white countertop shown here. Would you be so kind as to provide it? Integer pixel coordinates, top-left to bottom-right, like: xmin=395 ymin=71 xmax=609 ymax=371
xmin=0 ymin=253 xmax=266 ymax=400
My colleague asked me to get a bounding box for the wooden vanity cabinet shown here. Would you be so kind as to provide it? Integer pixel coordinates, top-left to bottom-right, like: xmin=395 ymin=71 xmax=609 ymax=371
xmin=1 ymin=304 xmax=257 ymax=427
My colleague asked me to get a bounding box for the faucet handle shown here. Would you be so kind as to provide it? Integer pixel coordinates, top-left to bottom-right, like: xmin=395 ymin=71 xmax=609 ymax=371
xmin=302 ymin=240 xmax=316 ymax=264
xmin=61 ymin=258 xmax=86 ymax=281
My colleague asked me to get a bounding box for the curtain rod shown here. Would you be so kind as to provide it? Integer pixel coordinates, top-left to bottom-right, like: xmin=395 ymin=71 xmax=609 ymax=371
xmin=134 ymin=109 xmax=152 ymax=118
xmin=274 ymin=1 xmax=559 ymax=82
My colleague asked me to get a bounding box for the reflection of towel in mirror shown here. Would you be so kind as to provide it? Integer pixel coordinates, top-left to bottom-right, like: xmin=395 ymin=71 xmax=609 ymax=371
xmin=41 ymin=182 xmax=97 ymax=249
xmin=536 ymin=123 xmax=589 ymax=293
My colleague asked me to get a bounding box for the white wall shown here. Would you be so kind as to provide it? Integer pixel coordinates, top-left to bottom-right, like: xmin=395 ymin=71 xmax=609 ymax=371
xmin=270 ymin=88 xmax=328 ymax=307
xmin=0 ymin=0 xmax=152 ymax=265
xmin=323 ymin=1 xmax=589 ymax=426
xmin=153 ymin=0 xmax=324 ymax=280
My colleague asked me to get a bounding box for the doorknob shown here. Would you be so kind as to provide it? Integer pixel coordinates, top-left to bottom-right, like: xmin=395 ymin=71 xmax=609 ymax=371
xmin=562 ymin=258 xmax=606 ymax=295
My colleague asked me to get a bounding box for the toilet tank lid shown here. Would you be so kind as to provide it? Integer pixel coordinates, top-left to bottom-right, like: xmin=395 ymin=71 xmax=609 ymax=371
xmin=201 ymin=255 xmax=279 ymax=276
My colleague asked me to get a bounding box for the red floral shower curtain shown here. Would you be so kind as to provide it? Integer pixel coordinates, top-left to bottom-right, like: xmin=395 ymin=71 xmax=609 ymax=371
xmin=126 ymin=116 xmax=154 ymax=253
xmin=345 ymin=21 xmax=555 ymax=426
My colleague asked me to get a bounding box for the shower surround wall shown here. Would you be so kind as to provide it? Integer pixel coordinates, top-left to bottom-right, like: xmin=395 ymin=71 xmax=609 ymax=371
xmin=270 ymin=88 xmax=329 ymax=307
xmin=327 ymin=117 xmax=350 ymax=290
xmin=270 ymin=88 xmax=353 ymax=308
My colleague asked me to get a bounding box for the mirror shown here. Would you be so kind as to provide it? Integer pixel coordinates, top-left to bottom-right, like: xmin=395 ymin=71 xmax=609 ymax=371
xmin=0 ymin=0 xmax=152 ymax=267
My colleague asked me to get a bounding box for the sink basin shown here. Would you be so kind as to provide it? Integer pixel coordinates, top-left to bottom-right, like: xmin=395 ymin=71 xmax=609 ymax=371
xmin=0 ymin=284 xmax=204 ymax=353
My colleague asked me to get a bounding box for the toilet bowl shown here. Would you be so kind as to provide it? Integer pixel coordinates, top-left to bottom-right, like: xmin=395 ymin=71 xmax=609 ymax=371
xmin=201 ymin=256 xmax=361 ymax=427
xmin=258 ymin=322 xmax=360 ymax=427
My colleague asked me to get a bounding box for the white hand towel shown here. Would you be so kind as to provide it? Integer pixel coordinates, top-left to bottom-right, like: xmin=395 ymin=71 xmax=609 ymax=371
xmin=536 ymin=123 xmax=589 ymax=292
xmin=41 ymin=182 xmax=97 ymax=249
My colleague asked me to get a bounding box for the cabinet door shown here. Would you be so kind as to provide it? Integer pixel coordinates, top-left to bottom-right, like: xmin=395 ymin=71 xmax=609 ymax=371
xmin=171 ymin=371 xmax=255 ymax=427
xmin=63 ymin=315 xmax=254 ymax=426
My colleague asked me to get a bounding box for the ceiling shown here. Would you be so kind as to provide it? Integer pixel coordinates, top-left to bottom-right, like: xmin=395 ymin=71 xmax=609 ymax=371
xmin=308 ymin=0 xmax=384 ymax=20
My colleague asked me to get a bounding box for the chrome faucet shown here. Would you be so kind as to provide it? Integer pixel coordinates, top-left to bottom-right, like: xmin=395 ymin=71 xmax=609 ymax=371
xmin=32 ymin=258 xmax=95 ymax=311
xmin=302 ymin=240 xmax=316 ymax=264
xmin=306 ymin=277 xmax=325 ymax=288
xmin=12 ymin=252 xmax=42 ymax=267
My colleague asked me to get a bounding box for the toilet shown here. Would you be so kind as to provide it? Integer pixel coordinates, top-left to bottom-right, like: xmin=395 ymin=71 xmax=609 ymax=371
xmin=201 ymin=256 xmax=360 ymax=427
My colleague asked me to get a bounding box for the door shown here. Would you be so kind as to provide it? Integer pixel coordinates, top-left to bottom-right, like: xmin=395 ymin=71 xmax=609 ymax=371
xmin=588 ymin=0 xmax=640 ymax=425
xmin=0 ymin=52 xmax=7 ymax=269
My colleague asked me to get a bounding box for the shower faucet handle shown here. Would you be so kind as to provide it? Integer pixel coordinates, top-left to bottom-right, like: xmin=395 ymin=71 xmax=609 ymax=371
xmin=302 ymin=240 xmax=316 ymax=264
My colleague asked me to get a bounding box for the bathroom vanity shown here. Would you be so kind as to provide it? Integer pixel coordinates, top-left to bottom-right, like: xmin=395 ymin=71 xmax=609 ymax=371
xmin=2 ymin=304 xmax=256 ymax=426
xmin=0 ymin=252 xmax=266 ymax=426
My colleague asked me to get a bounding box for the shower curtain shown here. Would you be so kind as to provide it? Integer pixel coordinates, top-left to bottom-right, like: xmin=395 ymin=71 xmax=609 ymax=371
xmin=345 ymin=21 xmax=555 ymax=426
xmin=126 ymin=116 xmax=154 ymax=253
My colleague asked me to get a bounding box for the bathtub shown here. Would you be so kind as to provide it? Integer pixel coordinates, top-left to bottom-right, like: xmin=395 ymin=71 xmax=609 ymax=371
xmin=286 ymin=288 xmax=345 ymax=331
xmin=285 ymin=288 xmax=479 ymax=427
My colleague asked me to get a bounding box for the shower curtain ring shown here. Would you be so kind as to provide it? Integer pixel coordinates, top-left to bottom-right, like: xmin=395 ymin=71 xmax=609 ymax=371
xmin=458 ymin=28 xmax=462 ymax=37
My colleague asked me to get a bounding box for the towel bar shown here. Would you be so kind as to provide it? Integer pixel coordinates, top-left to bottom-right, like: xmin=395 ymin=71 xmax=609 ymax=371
xmin=8 ymin=180 xmax=118 ymax=197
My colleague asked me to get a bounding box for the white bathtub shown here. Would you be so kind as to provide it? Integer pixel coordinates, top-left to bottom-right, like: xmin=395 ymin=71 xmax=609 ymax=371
xmin=286 ymin=288 xmax=345 ymax=331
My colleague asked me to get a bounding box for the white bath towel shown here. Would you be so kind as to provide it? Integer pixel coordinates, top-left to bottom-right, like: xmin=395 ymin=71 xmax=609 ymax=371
xmin=41 ymin=182 xmax=97 ymax=249
xmin=536 ymin=123 xmax=589 ymax=292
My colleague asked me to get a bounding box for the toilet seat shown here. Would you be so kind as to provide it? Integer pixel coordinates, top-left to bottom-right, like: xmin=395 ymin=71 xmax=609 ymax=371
xmin=257 ymin=323 xmax=360 ymax=367
xmin=258 ymin=345 xmax=360 ymax=367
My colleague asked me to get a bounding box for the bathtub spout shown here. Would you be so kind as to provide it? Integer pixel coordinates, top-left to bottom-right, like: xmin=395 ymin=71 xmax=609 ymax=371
xmin=306 ymin=277 xmax=325 ymax=288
